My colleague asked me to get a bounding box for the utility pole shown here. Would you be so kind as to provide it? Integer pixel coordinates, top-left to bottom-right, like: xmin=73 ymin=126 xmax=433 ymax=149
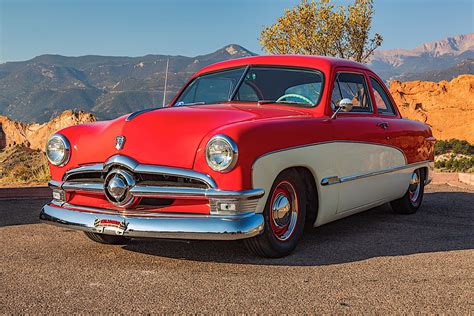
xmin=162 ymin=59 xmax=169 ymax=107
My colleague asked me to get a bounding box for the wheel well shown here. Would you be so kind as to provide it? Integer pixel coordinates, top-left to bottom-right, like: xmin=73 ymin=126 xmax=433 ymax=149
xmin=286 ymin=167 xmax=319 ymax=226
xmin=420 ymin=167 xmax=428 ymax=180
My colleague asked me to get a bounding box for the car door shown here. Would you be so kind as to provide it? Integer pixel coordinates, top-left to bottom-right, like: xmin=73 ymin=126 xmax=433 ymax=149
xmin=327 ymin=69 xmax=405 ymax=214
xmin=367 ymin=75 xmax=418 ymax=200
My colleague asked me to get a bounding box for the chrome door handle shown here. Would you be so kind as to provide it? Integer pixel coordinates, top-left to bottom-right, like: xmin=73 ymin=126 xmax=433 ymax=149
xmin=377 ymin=122 xmax=389 ymax=129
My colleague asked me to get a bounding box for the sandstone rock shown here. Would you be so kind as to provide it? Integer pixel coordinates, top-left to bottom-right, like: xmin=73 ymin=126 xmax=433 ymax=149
xmin=0 ymin=110 xmax=96 ymax=151
xmin=389 ymin=74 xmax=474 ymax=143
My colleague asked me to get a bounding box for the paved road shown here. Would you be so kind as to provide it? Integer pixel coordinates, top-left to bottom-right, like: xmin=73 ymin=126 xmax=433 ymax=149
xmin=1 ymin=184 xmax=473 ymax=313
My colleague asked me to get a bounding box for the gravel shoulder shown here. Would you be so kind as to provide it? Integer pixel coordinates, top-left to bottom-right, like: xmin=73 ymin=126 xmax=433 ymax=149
xmin=0 ymin=184 xmax=473 ymax=313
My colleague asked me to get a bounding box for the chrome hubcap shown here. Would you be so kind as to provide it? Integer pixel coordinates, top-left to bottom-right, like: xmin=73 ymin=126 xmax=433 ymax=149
xmin=270 ymin=181 xmax=298 ymax=241
xmin=408 ymin=170 xmax=421 ymax=204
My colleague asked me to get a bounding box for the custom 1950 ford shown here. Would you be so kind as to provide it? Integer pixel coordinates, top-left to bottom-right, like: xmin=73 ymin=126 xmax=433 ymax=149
xmin=40 ymin=56 xmax=434 ymax=257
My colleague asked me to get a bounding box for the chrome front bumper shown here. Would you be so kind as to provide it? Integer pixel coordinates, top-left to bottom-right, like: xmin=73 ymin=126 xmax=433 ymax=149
xmin=40 ymin=202 xmax=264 ymax=240
xmin=42 ymin=155 xmax=265 ymax=240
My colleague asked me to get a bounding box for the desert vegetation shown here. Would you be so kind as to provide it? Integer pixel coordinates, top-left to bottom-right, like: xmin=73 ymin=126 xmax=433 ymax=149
xmin=434 ymin=139 xmax=474 ymax=173
xmin=0 ymin=145 xmax=50 ymax=186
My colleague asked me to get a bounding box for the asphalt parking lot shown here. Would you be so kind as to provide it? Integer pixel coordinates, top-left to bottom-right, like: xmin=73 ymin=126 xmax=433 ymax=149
xmin=1 ymin=184 xmax=473 ymax=313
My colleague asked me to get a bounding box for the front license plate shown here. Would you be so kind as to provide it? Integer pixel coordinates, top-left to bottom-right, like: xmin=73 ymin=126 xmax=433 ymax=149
xmin=93 ymin=218 xmax=128 ymax=235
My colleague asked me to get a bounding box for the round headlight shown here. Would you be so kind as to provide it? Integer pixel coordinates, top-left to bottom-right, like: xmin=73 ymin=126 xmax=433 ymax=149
xmin=46 ymin=134 xmax=70 ymax=166
xmin=205 ymin=135 xmax=238 ymax=172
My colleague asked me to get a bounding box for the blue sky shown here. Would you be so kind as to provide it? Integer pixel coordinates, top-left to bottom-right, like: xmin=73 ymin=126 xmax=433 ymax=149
xmin=0 ymin=0 xmax=473 ymax=62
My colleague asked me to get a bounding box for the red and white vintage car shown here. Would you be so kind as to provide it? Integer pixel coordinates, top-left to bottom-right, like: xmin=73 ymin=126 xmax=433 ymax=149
xmin=41 ymin=56 xmax=434 ymax=257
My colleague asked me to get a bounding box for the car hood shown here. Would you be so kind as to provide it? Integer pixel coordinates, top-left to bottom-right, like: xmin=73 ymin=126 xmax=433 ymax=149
xmin=71 ymin=103 xmax=310 ymax=169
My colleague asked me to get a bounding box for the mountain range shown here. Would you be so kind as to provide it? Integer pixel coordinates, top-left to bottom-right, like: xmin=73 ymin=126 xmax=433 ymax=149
xmin=0 ymin=34 xmax=472 ymax=123
xmin=370 ymin=33 xmax=474 ymax=80
xmin=0 ymin=45 xmax=256 ymax=122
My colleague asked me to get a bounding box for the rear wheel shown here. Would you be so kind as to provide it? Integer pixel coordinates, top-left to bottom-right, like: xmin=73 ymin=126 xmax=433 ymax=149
xmin=244 ymin=169 xmax=306 ymax=258
xmin=83 ymin=232 xmax=131 ymax=245
xmin=391 ymin=169 xmax=425 ymax=214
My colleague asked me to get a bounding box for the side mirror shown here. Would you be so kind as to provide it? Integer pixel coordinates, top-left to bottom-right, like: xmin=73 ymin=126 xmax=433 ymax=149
xmin=331 ymin=98 xmax=353 ymax=119
xmin=339 ymin=98 xmax=353 ymax=112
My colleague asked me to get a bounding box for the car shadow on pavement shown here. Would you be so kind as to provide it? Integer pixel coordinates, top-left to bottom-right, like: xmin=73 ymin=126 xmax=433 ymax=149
xmin=0 ymin=198 xmax=48 ymax=228
xmin=123 ymin=190 xmax=474 ymax=266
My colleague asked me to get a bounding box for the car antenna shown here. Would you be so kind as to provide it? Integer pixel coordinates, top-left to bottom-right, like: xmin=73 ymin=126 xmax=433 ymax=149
xmin=162 ymin=58 xmax=169 ymax=107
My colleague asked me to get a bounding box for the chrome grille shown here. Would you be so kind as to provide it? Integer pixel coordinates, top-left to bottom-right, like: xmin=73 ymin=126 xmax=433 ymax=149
xmin=53 ymin=155 xmax=264 ymax=214
xmin=63 ymin=160 xmax=213 ymax=190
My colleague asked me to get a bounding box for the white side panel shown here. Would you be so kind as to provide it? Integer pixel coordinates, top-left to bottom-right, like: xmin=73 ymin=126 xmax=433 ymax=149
xmin=252 ymin=143 xmax=340 ymax=224
xmin=336 ymin=143 xmax=406 ymax=213
xmin=252 ymin=142 xmax=409 ymax=227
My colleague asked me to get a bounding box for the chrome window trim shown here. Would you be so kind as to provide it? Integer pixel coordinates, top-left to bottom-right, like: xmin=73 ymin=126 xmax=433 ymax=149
xmin=320 ymin=160 xmax=432 ymax=186
xmin=331 ymin=71 xmax=374 ymax=114
xmin=369 ymin=76 xmax=397 ymax=116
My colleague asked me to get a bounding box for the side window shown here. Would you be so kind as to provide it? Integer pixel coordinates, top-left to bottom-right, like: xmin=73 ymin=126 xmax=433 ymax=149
xmin=370 ymin=77 xmax=395 ymax=115
xmin=331 ymin=72 xmax=372 ymax=113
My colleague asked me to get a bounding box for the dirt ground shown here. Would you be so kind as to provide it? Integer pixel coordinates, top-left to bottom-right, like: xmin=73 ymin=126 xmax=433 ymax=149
xmin=0 ymin=184 xmax=473 ymax=313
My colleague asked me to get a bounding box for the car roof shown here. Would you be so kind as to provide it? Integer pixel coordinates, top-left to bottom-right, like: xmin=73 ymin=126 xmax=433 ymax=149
xmin=194 ymin=55 xmax=372 ymax=77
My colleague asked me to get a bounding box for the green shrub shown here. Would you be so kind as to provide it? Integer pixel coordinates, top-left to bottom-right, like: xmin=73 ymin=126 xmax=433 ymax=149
xmin=436 ymin=156 xmax=474 ymax=173
xmin=435 ymin=139 xmax=474 ymax=155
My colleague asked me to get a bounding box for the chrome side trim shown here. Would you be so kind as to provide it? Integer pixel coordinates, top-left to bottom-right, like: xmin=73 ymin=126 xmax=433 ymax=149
xmin=320 ymin=160 xmax=432 ymax=186
xmin=40 ymin=203 xmax=264 ymax=241
xmin=320 ymin=176 xmax=340 ymax=186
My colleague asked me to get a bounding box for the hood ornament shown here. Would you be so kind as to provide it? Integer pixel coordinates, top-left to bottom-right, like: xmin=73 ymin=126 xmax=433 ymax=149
xmin=115 ymin=136 xmax=126 ymax=150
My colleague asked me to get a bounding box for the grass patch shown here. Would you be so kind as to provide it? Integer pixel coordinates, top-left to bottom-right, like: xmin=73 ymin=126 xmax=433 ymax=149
xmin=0 ymin=145 xmax=51 ymax=186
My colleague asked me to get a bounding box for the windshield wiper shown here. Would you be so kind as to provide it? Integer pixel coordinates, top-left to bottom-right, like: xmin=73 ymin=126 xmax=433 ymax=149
xmin=174 ymin=101 xmax=206 ymax=106
xmin=257 ymin=100 xmax=276 ymax=104
xmin=258 ymin=100 xmax=312 ymax=106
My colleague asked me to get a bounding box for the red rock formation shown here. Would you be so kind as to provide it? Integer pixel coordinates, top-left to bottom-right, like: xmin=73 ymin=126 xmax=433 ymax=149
xmin=389 ymin=74 xmax=474 ymax=143
xmin=0 ymin=110 xmax=96 ymax=151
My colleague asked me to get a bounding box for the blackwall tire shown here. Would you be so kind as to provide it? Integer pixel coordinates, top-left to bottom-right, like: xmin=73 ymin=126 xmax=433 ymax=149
xmin=244 ymin=169 xmax=306 ymax=258
xmin=391 ymin=169 xmax=425 ymax=215
xmin=83 ymin=232 xmax=131 ymax=245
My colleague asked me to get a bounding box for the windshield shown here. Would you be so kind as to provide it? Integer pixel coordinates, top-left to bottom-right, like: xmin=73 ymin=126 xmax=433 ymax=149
xmin=174 ymin=66 xmax=324 ymax=107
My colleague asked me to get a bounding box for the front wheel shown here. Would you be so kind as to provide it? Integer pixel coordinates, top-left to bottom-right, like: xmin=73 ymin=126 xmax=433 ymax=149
xmin=84 ymin=232 xmax=131 ymax=245
xmin=244 ymin=169 xmax=306 ymax=258
xmin=391 ymin=169 xmax=425 ymax=214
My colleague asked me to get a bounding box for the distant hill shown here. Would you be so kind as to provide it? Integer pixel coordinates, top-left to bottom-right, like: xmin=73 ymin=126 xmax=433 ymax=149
xmin=0 ymin=45 xmax=255 ymax=122
xmin=1 ymin=35 xmax=473 ymax=123
xmin=369 ymin=33 xmax=474 ymax=81
xmin=397 ymin=59 xmax=474 ymax=82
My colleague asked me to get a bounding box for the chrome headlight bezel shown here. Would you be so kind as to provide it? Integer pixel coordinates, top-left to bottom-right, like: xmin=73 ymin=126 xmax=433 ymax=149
xmin=205 ymin=134 xmax=238 ymax=173
xmin=46 ymin=134 xmax=71 ymax=167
